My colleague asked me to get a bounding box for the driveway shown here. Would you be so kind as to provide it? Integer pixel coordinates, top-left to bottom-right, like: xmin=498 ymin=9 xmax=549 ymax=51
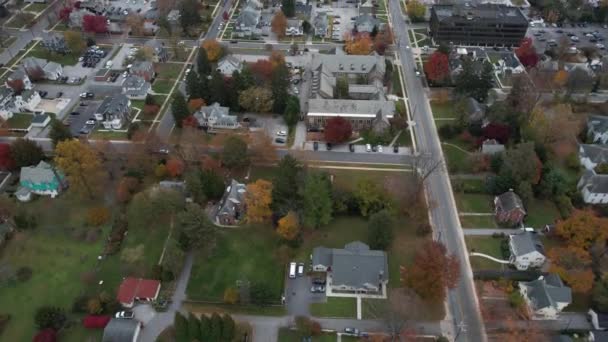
xmin=66 ymin=100 xmax=101 ymax=137
xmin=285 ymin=272 xmax=326 ymax=317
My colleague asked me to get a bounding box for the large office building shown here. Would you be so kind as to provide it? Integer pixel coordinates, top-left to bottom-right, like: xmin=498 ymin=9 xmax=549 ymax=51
xmin=429 ymin=4 xmax=528 ymax=46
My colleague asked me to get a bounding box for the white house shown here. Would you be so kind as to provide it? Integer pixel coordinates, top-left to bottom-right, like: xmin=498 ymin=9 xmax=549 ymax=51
xmin=42 ymin=61 xmax=63 ymax=81
xmin=508 ymin=232 xmax=546 ymax=270
xmin=194 ymin=102 xmax=240 ymax=131
xmin=578 ymin=170 xmax=608 ymax=204
xmin=94 ymin=94 xmax=131 ymax=130
xmin=519 ymin=274 xmax=572 ymax=319
xmin=286 ymin=19 xmax=304 ymax=36
xmin=13 ymin=90 xmax=41 ymax=112
xmin=587 ymin=115 xmax=608 ymax=144
xmin=216 ymin=55 xmax=243 ymax=77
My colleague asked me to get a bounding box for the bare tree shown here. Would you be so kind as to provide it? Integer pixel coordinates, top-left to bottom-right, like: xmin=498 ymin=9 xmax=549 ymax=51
xmin=411 ymin=152 xmax=443 ymax=196
xmin=174 ymin=126 xmax=208 ymax=162
xmin=363 ymin=289 xmax=428 ymax=341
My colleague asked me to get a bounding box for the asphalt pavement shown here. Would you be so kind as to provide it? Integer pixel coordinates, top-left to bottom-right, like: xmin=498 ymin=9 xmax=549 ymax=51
xmin=388 ymin=1 xmax=486 ymax=341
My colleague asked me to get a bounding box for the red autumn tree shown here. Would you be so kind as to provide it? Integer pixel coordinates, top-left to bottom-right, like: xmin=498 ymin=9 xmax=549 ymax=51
xmin=482 ymin=123 xmax=511 ymax=144
xmin=6 ymin=79 xmax=24 ymax=94
xmin=249 ymin=59 xmax=274 ymax=82
xmin=515 ymin=37 xmax=539 ymax=68
xmin=116 ymin=176 xmax=140 ymax=203
xmin=324 ymin=117 xmax=352 ymax=144
xmin=0 ymin=143 xmax=15 ymax=171
xmin=33 ymin=329 xmax=57 ymax=342
xmin=201 ymin=155 xmax=222 ymax=172
xmin=188 ymin=98 xmax=205 ymax=112
xmin=424 ymin=51 xmax=450 ymax=83
xmin=82 ymin=15 xmax=108 ymax=33
xmin=59 ymin=6 xmax=73 ymax=22
xmin=401 ymin=240 xmax=460 ymax=302
xmin=166 ymin=157 xmax=185 ymax=178
xmin=182 ymin=115 xmax=198 ymax=128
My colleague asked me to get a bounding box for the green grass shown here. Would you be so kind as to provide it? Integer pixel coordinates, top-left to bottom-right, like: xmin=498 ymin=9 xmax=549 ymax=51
xmin=4 ymin=113 xmax=32 ymax=129
xmin=5 ymin=12 xmax=34 ymax=28
xmin=430 ymin=101 xmax=457 ymax=119
xmin=465 ymin=236 xmax=508 ymax=270
xmin=155 ymin=62 xmax=184 ymax=80
xmin=459 ymin=215 xmax=498 ymax=228
xmin=451 ymin=178 xmax=486 ymax=194
xmin=183 ymin=302 xmax=286 ymax=316
xmin=395 ymin=129 xmax=411 ymax=146
xmin=187 ymin=225 xmax=285 ymax=302
xmin=442 ymin=144 xmax=473 ymax=174
xmin=310 ymin=297 xmax=357 ymax=318
xmin=278 ymin=328 xmax=338 ymax=341
xmin=392 ymin=69 xmax=403 ymax=96
xmin=524 ymin=200 xmax=561 ymax=229
xmin=455 ymin=193 xmax=493 ymax=213
xmin=152 ymin=79 xmax=175 ymax=94
xmin=24 ymin=2 xmax=48 ymax=13
xmin=295 ymin=216 xmax=369 ymax=261
xmin=89 ymin=130 xmax=128 ymax=140
xmin=26 ymin=46 xmax=79 ymax=66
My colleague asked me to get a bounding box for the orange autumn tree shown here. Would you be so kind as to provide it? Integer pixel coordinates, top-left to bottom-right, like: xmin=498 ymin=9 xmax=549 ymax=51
xmin=554 ymin=209 xmax=608 ymax=250
xmin=202 ymin=39 xmax=222 ymax=62
xmin=188 ymin=98 xmax=205 ymax=113
xmin=271 ymin=10 xmax=287 ymax=39
xmin=548 ymin=246 xmax=594 ymax=293
xmin=245 ymin=179 xmax=273 ymax=223
xmin=166 ymin=157 xmax=185 ymax=178
xmin=344 ymin=32 xmax=373 ymax=55
xmin=269 ymin=50 xmax=285 ymax=69
xmin=277 ymin=211 xmax=299 ymax=241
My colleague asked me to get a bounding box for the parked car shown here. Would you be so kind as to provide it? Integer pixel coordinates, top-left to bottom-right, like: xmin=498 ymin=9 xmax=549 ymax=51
xmin=326 ymin=143 xmax=332 ymax=150
xmin=393 ymin=144 xmax=399 ymax=153
xmin=115 ymin=311 xmax=134 ymax=319
xmin=38 ymin=91 xmax=48 ymax=98
xmin=70 ymin=111 xmax=80 ymax=115
xmin=366 ymin=143 xmax=372 ymax=152
xmin=297 ymin=263 xmax=304 ymax=276
xmin=377 ymin=145 xmax=383 ymax=153
xmin=349 ymin=143 xmax=355 ymax=152
xmin=275 ymin=137 xmax=286 ymax=144
xmin=56 ymin=91 xmax=63 ymax=98
xmin=312 ymin=277 xmax=326 ymax=285
xmin=85 ymin=119 xmax=96 ymax=125
xmin=79 ymin=127 xmax=90 ymax=135
xmin=313 ymin=141 xmax=319 ymax=151
xmin=310 ymin=285 xmax=325 ymax=293
xmin=344 ymin=328 xmax=360 ymax=336
xmin=276 ymin=130 xmax=287 ymax=136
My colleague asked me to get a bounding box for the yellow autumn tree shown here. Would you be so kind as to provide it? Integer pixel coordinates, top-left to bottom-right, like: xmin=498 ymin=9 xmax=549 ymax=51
xmin=553 ymin=70 xmax=568 ymax=88
xmin=344 ymin=33 xmax=373 ymax=55
xmin=202 ymin=39 xmax=222 ymax=62
xmin=277 ymin=211 xmax=300 ymax=241
xmin=245 ymin=179 xmax=273 ymax=223
xmin=223 ymin=287 xmax=240 ymax=304
xmin=54 ymin=139 xmax=104 ymax=199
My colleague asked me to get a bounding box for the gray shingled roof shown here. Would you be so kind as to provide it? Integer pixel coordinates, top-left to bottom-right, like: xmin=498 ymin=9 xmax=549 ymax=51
xmin=465 ymin=97 xmax=485 ymax=122
xmin=580 ymin=144 xmax=608 ymax=165
xmin=579 ymin=171 xmax=608 ymax=193
xmin=308 ymin=99 xmax=395 ymax=118
xmin=311 ymin=53 xmax=385 ymax=75
xmin=312 ymin=241 xmax=388 ymax=289
xmin=97 ymin=94 xmax=130 ymax=116
xmin=102 ymin=318 xmax=139 ymax=342
xmin=20 ymin=161 xmax=58 ymax=184
xmin=217 ymin=179 xmax=245 ymax=217
xmin=588 ymin=115 xmax=608 ymax=135
xmin=354 ymin=14 xmax=379 ymax=33
xmin=510 ymin=232 xmax=544 ymax=257
xmin=521 ymin=274 xmax=571 ymax=311
xmin=131 ymin=61 xmax=153 ymax=74
xmin=496 ymin=190 xmax=525 ymax=212
xmin=122 ymin=75 xmax=150 ymax=97
xmin=236 ymin=6 xmax=260 ymax=28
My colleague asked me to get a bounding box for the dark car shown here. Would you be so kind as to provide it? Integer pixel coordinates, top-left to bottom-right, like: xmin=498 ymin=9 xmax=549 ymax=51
xmin=313 ymin=141 xmax=318 ymax=151
xmin=275 ymin=137 xmax=286 ymax=144
xmin=326 ymin=143 xmax=332 ymax=150
xmin=38 ymin=91 xmax=48 ymax=98
xmin=56 ymin=91 xmax=63 ymax=98
xmin=86 ymin=92 xmax=94 ymax=98
xmin=393 ymin=144 xmax=399 ymax=153
xmin=371 ymin=145 xmax=377 ymax=152
xmin=348 ymin=143 xmax=355 ymax=152
xmin=79 ymin=102 xmax=88 ymax=106
xmin=312 ymin=277 xmax=326 ymax=285
xmin=230 ymin=40 xmax=238 ymax=44
xmin=70 ymin=111 xmax=80 ymax=115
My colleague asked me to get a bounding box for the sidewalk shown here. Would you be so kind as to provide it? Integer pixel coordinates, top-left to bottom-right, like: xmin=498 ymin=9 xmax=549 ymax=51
xmin=463 ymin=229 xmax=522 ymax=236
xmin=302 ymin=141 xmax=412 ymax=155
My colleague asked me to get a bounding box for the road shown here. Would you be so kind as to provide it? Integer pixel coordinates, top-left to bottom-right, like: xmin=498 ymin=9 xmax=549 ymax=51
xmin=388 ymin=1 xmax=486 ymax=341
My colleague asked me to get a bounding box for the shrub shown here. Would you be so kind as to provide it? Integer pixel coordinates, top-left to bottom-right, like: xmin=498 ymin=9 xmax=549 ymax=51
xmin=416 ymin=223 xmax=432 ymax=236
xmin=16 ymin=266 xmax=32 ymax=282
xmin=555 ymin=195 xmax=574 ymax=219
xmin=72 ymin=295 xmax=90 ymax=313
xmin=14 ymin=212 xmax=37 ymax=229
xmin=508 ymin=291 xmax=525 ymax=308
xmin=34 ymin=306 xmax=66 ymax=330
xmin=438 ymin=123 xmax=460 ymax=140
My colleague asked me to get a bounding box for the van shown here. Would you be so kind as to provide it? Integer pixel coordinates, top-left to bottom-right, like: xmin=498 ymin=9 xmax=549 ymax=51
xmin=366 ymin=144 xmax=372 ymax=152
xmin=289 ymin=262 xmax=296 ymax=278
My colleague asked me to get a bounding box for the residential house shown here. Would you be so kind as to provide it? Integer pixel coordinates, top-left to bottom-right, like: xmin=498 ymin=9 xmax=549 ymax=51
xmin=0 ymin=86 xmax=13 ymax=120
xmin=234 ymin=4 xmax=261 ymax=38
xmin=493 ymin=190 xmax=526 ymax=226
xmin=359 ymin=0 xmax=373 ymax=15
xmin=6 ymin=69 xmax=32 ymax=90
xmin=313 ymin=12 xmax=329 ymax=38
xmin=144 ymin=39 xmax=169 ymax=63
xmin=311 ymin=241 xmax=388 ymax=296
xmin=117 ymin=277 xmax=161 ymax=308
xmin=449 ymin=48 xmax=489 ymax=80
xmin=17 ymin=161 xmax=66 ymax=202
xmin=518 ymin=274 xmax=572 ymax=319
xmin=41 ymin=36 xmax=70 ymax=54
xmin=578 ymin=170 xmax=608 ymax=204
xmin=286 ymin=19 xmax=304 ymax=36
xmin=216 ymin=55 xmax=243 ymax=77
xmin=194 ymin=102 xmax=240 ymax=131
xmin=464 ymin=97 xmax=486 ymax=125
xmin=216 ymin=179 xmax=246 ymax=226
xmin=29 ymin=113 xmax=51 ymax=129
xmin=94 ymin=94 xmax=131 ymax=130
xmin=587 ymin=115 xmax=608 ymax=145
xmin=0 ymin=222 xmax=14 ymax=247
xmin=13 ymin=89 xmax=41 ymax=112
xmin=42 ymin=61 xmax=62 ymax=81
xmin=307 ymin=52 xmax=394 ymax=132
xmin=508 ymin=232 xmax=546 ymax=270
xmin=130 ymin=61 xmax=155 ymax=82
xmin=102 ymin=319 xmax=142 ymax=342
xmin=22 ymin=57 xmax=62 ymax=81
xmin=122 ymin=75 xmax=151 ymax=100
xmin=493 ymin=51 xmax=525 ymax=76
xmin=354 ymin=14 xmax=380 ymax=34
xmin=480 ymin=139 xmax=505 ymax=155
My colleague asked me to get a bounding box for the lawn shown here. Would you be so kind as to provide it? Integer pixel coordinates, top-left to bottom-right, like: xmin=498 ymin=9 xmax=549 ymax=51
xmin=278 ymin=328 xmax=338 ymax=341
xmin=4 ymin=113 xmax=32 ymax=129
xmin=459 ymin=215 xmax=498 ymax=228
xmin=455 ymin=193 xmax=493 ymax=213
xmin=295 ymin=216 xmax=369 ymax=261
xmin=183 ymin=302 xmax=286 ymax=316
xmin=187 ymin=225 xmax=285 ymax=302
xmin=155 ymin=62 xmax=184 ymax=80
xmin=0 ymin=195 xmax=111 ymax=341
xmin=24 ymin=2 xmax=48 ymax=13
xmin=395 ymin=129 xmax=412 ymax=147
xmin=465 ymin=236 xmax=508 ymax=270
xmin=442 ymin=144 xmax=473 ymax=174
xmin=152 ymin=79 xmax=175 ymax=94
xmin=5 ymin=12 xmax=34 ymax=28
xmin=524 ymin=199 xmax=561 ymax=229
xmin=309 ymin=297 xmax=357 ymax=318
xmin=430 ymin=101 xmax=456 ymax=119
xmin=89 ymin=129 xmax=128 ymax=140
xmin=25 ymin=46 xmax=79 ymax=66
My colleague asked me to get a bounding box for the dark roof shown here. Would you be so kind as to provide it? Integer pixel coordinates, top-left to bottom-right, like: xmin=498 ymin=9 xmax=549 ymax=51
xmin=588 ymin=115 xmax=608 ymax=135
xmin=102 ymin=318 xmax=139 ymax=342
xmin=432 ymin=4 xmax=528 ymax=25
xmin=510 ymin=232 xmax=544 ymax=257
xmin=96 ymin=95 xmax=130 ymax=116
xmin=521 ymin=274 xmax=572 ymax=311
xmin=496 ymin=190 xmax=525 ymax=212
xmin=580 ymin=144 xmax=608 ymax=165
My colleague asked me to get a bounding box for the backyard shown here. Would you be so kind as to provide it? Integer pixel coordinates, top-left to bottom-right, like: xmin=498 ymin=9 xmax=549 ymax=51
xmin=309 ymin=297 xmax=357 ymax=318
xmin=3 ymin=113 xmax=32 ymax=129
xmin=465 ymin=236 xmax=507 ymax=270
xmin=155 ymin=62 xmax=185 ymax=80
xmin=24 ymin=46 xmax=81 ymax=66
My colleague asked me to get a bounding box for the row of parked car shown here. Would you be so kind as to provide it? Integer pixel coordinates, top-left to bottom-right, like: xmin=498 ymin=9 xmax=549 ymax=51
xmin=79 ymin=46 xmax=107 ymax=68
xmin=312 ymin=141 xmax=400 ymax=153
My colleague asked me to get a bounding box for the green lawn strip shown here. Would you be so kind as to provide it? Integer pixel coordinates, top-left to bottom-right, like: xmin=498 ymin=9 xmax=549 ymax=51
xmin=459 ymin=215 xmax=498 ymax=228
xmin=187 ymin=225 xmax=285 ymax=301
xmin=278 ymin=328 xmax=337 ymax=342
xmin=89 ymin=130 xmax=128 ymax=140
xmin=430 ymin=101 xmax=456 ymax=119
xmin=407 ymin=29 xmax=415 ymax=42
xmin=451 ymin=178 xmax=486 ymax=193
xmin=5 ymin=112 xmax=32 ymax=129
xmin=454 ymin=193 xmax=493 ymax=213
xmin=183 ymin=302 xmax=286 ymax=316
xmin=310 ymin=297 xmax=357 ymax=318
xmin=131 ymin=99 xmax=145 ymax=110
xmin=295 ymin=216 xmax=369 ymax=261
xmin=59 ymin=324 xmax=103 ymax=342
xmin=524 ymin=199 xmax=561 ymax=229
xmin=25 ymin=46 xmax=79 ymax=66
xmin=465 ymin=236 xmax=508 ymax=270
xmin=395 ymin=129 xmax=411 ymax=146
xmin=442 ymin=144 xmax=473 ymax=174
xmin=155 ymin=62 xmax=184 ymax=80
xmin=25 ymin=3 xmax=48 ymax=13
xmin=152 ymin=79 xmax=175 ymax=94
xmin=391 ymin=69 xmax=402 ymax=96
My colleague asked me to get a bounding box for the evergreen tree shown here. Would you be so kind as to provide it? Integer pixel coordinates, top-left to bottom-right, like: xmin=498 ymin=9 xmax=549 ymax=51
xmin=301 ymin=172 xmax=333 ymax=228
xmin=233 ymin=67 xmax=255 ymax=92
xmin=221 ymin=314 xmax=235 ymax=341
xmin=187 ymin=313 xmax=201 ymax=341
xmin=272 ymin=155 xmax=303 ymax=216
xmin=179 ymin=0 xmax=202 ymax=34
xmin=186 ymin=70 xmax=202 ymax=99
xmin=197 ymin=48 xmax=211 ymax=75
xmin=49 ymin=119 xmax=72 ymax=147
xmin=271 ymin=64 xmax=290 ymax=113
xmin=171 ymin=92 xmax=189 ymax=128
xmin=283 ymin=95 xmax=300 ymax=127
xmin=209 ymin=312 xmax=223 ymax=341
xmin=368 ymin=209 xmax=395 ymax=250
xmin=199 ymin=314 xmax=211 ymax=341
xmin=208 ymin=70 xmax=226 ymax=106
xmin=174 ymin=312 xmax=189 ymax=342
xmin=281 ymin=0 xmax=295 ymax=17
xmin=454 ymin=59 xmax=494 ymax=102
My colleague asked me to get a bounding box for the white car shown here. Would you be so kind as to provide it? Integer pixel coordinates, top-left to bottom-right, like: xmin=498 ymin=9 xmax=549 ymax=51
xmin=366 ymin=144 xmax=372 ymax=152
xmin=570 ymin=36 xmax=579 ymax=41
xmin=377 ymin=145 xmax=383 ymax=153
xmin=597 ymin=43 xmax=606 ymax=49
xmin=122 ymin=71 xmax=128 ymax=78
xmin=85 ymin=119 xmax=96 ymax=125
xmin=276 ymin=130 xmax=287 ymax=136
xmin=115 ymin=311 xmax=134 ymax=319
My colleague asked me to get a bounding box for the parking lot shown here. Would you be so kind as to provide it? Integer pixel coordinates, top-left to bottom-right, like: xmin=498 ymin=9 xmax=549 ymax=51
xmin=310 ymin=0 xmax=359 ymax=41
xmin=65 ymin=100 xmax=101 ymax=137
xmin=285 ymin=268 xmax=326 ymax=316
xmin=528 ymin=24 xmax=608 ymax=53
